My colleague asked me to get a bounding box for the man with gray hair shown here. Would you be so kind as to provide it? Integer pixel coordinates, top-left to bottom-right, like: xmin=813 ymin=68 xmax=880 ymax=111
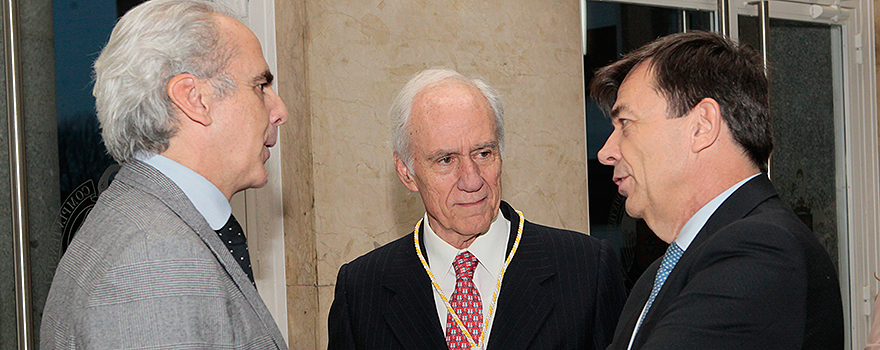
xmin=328 ymin=68 xmax=625 ymax=350
xmin=41 ymin=0 xmax=289 ymax=348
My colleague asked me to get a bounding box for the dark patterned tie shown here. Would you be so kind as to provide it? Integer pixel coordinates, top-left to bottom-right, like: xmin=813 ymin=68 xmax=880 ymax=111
xmin=635 ymin=242 xmax=683 ymax=332
xmin=446 ymin=251 xmax=482 ymax=349
xmin=215 ymin=215 xmax=254 ymax=284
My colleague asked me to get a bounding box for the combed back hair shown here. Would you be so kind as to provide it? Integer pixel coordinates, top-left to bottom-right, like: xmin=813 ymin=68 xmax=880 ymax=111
xmin=93 ymin=0 xmax=239 ymax=163
xmin=390 ymin=68 xmax=505 ymax=170
xmin=590 ymin=31 xmax=772 ymax=172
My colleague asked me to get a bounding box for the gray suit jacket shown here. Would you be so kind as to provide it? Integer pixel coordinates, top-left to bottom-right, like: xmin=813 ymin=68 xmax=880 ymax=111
xmin=41 ymin=160 xmax=287 ymax=349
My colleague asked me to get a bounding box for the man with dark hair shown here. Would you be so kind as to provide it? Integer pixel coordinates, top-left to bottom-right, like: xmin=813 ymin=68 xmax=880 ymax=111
xmin=591 ymin=31 xmax=843 ymax=349
xmin=41 ymin=0 xmax=289 ymax=348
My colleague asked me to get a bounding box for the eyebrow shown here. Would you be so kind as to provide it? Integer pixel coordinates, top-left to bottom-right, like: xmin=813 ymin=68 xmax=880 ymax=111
xmin=253 ymin=70 xmax=274 ymax=85
xmin=426 ymin=149 xmax=457 ymax=161
xmin=610 ymin=105 xmax=627 ymax=120
xmin=472 ymin=141 xmax=499 ymax=151
xmin=425 ymin=141 xmax=499 ymax=161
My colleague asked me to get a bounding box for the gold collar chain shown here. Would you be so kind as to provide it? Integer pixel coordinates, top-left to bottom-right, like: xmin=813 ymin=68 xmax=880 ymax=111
xmin=413 ymin=210 xmax=524 ymax=350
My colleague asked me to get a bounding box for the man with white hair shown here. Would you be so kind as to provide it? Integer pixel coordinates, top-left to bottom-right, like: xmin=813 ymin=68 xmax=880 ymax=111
xmin=41 ymin=0 xmax=289 ymax=348
xmin=328 ymin=68 xmax=626 ymax=350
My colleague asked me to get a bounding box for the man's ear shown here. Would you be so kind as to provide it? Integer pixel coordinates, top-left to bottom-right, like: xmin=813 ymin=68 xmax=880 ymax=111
xmin=168 ymin=73 xmax=212 ymax=126
xmin=394 ymin=154 xmax=419 ymax=192
xmin=691 ymin=97 xmax=722 ymax=153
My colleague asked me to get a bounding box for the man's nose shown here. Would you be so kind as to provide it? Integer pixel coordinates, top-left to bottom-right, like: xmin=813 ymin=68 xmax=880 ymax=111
xmin=597 ymin=130 xmax=620 ymax=166
xmin=268 ymin=87 xmax=289 ymax=126
xmin=457 ymin=158 xmax=484 ymax=192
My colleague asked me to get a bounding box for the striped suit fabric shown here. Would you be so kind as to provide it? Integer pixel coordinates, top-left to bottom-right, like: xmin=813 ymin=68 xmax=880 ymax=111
xmin=328 ymin=201 xmax=626 ymax=350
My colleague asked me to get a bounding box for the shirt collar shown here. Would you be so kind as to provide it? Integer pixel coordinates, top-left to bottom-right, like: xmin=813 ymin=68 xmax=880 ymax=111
xmin=675 ymin=173 xmax=761 ymax=250
xmin=423 ymin=208 xmax=510 ymax=280
xmin=137 ymin=153 xmax=231 ymax=230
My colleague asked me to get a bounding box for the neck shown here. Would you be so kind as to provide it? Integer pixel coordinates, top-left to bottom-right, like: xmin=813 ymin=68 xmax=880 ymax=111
xmin=161 ymin=143 xmax=236 ymax=201
xmin=649 ymin=164 xmax=759 ymax=243
xmin=426 ymin=217 xmax=485 ymax=250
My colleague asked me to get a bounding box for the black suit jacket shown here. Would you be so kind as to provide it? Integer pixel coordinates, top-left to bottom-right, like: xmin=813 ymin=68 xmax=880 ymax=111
xmin=328 ymin=201 xmax=626 ymax=350
xmin=608 ymin=175 xmax=843 ymax=350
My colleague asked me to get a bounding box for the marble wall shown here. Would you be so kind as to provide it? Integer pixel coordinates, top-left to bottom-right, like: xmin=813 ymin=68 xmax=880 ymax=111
xmin=276 ymin=0 xmax=590 ymax=346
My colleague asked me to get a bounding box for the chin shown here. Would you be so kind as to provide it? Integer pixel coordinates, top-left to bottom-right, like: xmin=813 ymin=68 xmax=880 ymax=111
xmin=246 ymin=170 xmax=270 ymax=190
xmin=624 ymin=203 xmax=644 ymax=220
xmin=462 ymin=221 xmax=493 ymax=237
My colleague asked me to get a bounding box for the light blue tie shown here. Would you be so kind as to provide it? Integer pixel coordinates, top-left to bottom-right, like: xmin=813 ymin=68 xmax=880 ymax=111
xmin=636 ymin=242 xmax=684 ymax=331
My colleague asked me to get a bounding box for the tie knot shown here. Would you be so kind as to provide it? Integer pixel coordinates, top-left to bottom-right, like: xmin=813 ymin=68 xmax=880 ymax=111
xmin=661 ymin=242 xmax=684 ymax=270
xmin=667 ymin=242 xmax=683 ymax=260
xmin=453 ymin=251 xmax=479 ymax=280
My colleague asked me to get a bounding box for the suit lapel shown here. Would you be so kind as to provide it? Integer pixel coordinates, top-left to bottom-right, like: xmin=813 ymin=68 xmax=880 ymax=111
xmin=382 ymin=233 xmax=448 ymax=350
xmin=609 ymin=260 xmax=659 ymax=350
xmin=120 ymin=161 xmax=287 ymax=349
xmin=485 ymin=202 xmax=557 ymax=350
xmin=691 ymin=174 xmax=777 ymax=249
xmin=631 ymin=174 xmax=777 ymax=349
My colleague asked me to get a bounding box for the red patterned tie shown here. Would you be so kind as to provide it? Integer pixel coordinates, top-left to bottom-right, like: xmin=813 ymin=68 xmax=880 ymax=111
xmin=446 ymin=251 xmax=483 ymax=349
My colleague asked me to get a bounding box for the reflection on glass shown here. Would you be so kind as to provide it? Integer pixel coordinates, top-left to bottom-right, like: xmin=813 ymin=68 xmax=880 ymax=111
xmin=739 ymin=16 xmax=844 ymax=269
xmin=584 ymin=1 xmax=712 ymax=290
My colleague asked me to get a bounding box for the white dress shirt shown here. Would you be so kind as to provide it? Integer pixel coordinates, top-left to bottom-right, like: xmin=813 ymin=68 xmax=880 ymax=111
xmin=627 ymin=173 xmax=761 ymax=349
xmin=138 ymin=153 xmax=230 ymax=230
xmin=423 ymin=209 xmax=511 ymax=346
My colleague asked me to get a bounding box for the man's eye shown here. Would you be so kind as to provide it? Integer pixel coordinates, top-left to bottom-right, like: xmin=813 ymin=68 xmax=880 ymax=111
xmin=438 ymin=156 xmax=453 ymax=165
xmin=477 ymin=150 xmax=492 ymax=158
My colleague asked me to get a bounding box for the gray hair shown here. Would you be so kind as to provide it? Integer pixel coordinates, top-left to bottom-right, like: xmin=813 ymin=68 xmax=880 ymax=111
xmin=390 ymin=68 xmax=505 ymax=170
xmin=93 ymin=0 xmax=239 ymax=163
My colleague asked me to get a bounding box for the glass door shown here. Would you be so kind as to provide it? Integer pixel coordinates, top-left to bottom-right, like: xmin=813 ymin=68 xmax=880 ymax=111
xmin=734 ymin=1 xmax=877 ymax=346
xmin=740 ymin=10 xmax=849 ymax=296
xmin=3 ymin=0 xmax=121 ymax=347
xmin=741 ymin=13 xmax=852 ymax=346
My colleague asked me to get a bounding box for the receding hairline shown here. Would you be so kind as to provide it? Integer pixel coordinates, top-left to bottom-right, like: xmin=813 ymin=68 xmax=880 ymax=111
xmin=211 ymin=14 xmax=248 ymax=63
xmin=411 ymin=78 xmax=492 ymax=115
xmin=207 ymin=13 xmax=272 ymax=91
xmin=406 ymin=77 xmax=497 ymax=139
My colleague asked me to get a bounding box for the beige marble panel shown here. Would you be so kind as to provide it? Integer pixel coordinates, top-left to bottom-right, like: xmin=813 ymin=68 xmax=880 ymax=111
xmin=301 ymin=0 xmax=589 ymax=346
xmin=287 ymin=284 xmax=319 ymax=349
xmin=316 ymin=285 xmax=336 ymax=349
xmin=276 ymin=0 xmax=319 ymax=347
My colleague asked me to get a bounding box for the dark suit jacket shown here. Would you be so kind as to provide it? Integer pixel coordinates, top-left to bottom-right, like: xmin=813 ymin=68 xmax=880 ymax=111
xmin=328 ymin=201 xmax=626 ymax=350
xmin=41 ymin=161 xmax=287 ymax=349
xmin=608 ymin=175 xmax=843 ymax=350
